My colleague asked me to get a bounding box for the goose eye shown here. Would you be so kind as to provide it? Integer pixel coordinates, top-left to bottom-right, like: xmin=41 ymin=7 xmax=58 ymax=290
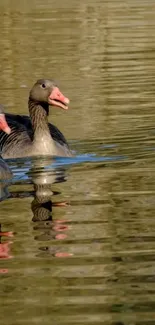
xmin=42 ymin=83 xmax=46 ymax=88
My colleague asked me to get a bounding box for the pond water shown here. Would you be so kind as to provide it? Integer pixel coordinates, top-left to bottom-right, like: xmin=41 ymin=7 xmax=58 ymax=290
xmin=1 ymin=0 xmax=155 ymax=324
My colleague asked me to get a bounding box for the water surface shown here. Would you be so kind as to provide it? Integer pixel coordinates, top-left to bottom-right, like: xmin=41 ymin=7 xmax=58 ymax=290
xmin=1 ymin=0 xmax=155 ymax=324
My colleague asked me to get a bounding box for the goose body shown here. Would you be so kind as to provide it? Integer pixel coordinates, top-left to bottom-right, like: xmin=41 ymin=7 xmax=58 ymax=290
xmin=0 ymin=79 xmax=72 ymax=159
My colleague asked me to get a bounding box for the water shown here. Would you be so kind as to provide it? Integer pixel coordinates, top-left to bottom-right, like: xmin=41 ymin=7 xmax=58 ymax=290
xmin=0 ymin=0 xmax=155 ymax=324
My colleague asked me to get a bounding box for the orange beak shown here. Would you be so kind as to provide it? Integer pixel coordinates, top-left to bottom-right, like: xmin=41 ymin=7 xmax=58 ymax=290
xmin=48 ymin=87 xmax=70 ymax=110
xmin=0 ymin=114 xmax=11 ymax=134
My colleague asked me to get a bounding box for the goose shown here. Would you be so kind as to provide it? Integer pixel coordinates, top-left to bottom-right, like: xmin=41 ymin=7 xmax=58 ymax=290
xmin=0 ymin=79 xmax=72 ymax=159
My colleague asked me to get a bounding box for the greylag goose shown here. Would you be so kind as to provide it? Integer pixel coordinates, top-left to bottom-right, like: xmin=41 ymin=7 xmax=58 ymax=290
xmin=0 ymin=105 xmax=12 ymax=180
xmin=0 ymin=79 xmax=72 ymax=159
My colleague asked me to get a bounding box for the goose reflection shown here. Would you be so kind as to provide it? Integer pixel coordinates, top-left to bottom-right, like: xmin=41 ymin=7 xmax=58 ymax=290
xmin=30 ymin=163 xmax=68 ymax=222
xmin=0 ymin=224 xmax=13 ymax=273
xmin=28 ymin=158 xmax=72 ymax=257
xmin=0 ymin=157 xmax=72 ymax=258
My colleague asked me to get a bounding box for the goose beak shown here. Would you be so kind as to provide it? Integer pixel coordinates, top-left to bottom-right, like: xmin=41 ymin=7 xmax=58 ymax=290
xmin=48 ymin=87 xmax=70 ymax=110
xmin=0 ymin=114 xmax=11 ymax=134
